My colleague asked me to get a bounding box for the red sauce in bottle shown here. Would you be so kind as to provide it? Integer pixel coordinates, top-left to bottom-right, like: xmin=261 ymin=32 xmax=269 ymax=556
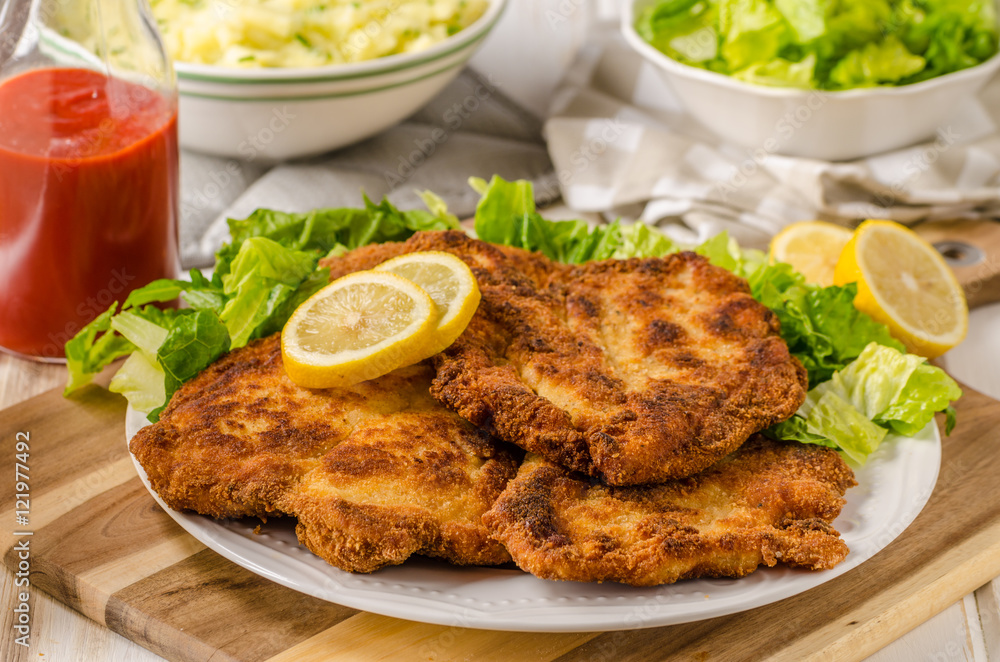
xmin=0 ymin=67 xmax=179 ymax=359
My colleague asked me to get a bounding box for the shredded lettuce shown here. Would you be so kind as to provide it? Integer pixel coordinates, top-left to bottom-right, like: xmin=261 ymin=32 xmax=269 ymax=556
xmin=635 ymin=0 xmax=998 ymax=89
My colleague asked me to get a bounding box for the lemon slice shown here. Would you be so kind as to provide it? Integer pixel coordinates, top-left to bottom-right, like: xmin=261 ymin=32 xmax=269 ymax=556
xmin=833 ymin=219 xmax=968 ymax=359
xmin=281 ymin=271 xmax=437 ymax=388
xmin=769 ymin=220 xmax=854 ymax=287
xmin=375 ymin=251 xmax=481 ymax=355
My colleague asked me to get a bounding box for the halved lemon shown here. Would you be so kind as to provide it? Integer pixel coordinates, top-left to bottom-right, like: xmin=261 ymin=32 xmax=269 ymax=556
xmin=281 ymin=270 xmax=437 ymax=389
xmin=769 ymin=220 xmax=854 ymax=287
xmin=833 ymin=219 xmax=968 ymax=358
xmin=374 ymin=251 xmax=481 ymax=356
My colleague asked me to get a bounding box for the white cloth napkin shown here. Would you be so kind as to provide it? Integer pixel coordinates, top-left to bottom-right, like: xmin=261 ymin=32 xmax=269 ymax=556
xmin=544 ymin=26 xmax=1000 ymax=250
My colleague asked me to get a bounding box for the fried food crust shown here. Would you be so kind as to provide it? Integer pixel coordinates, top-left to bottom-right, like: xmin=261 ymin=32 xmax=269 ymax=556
xmin=321 ymin=231 xmax=808 ymax=485
xmin=483 ymin=436 xmax=857 ymax=586
xmin=129 ymin=334 xmax=518 ymax=572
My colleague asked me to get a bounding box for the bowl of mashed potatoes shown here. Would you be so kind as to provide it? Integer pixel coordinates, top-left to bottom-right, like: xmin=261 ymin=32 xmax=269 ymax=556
xmin=149 ymin=0 xmax=505 ymax=160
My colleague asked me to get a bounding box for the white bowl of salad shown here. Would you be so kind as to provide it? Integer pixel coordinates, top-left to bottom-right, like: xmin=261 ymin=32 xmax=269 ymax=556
xmin=150 ymin=0 xmax=506 ymax=161
xmin=621 ymin=0 xmax=1000 ymax=161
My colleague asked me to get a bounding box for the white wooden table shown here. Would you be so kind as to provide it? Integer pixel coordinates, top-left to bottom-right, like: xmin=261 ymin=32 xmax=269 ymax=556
xmin=2 ymin=306 xmax=999 ymax=661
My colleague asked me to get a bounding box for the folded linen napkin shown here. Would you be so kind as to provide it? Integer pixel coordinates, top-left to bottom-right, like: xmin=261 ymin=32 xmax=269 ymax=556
xmin=544 ymin=24 xmax=1000 ymax=250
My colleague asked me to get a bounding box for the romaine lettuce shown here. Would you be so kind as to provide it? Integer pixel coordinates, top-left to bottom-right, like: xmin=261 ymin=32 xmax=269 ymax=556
xmin=64 ymin=195 xmax=456 ymax=421
xmin=470 ymin=176 xmax=904 ymax=389
xmin=65 ymin=176 xmax=962 ymax=458
xmin=636 ymin=0 xmax=999 ymax=89
xmin=771 ymin=343 xmax=962 ymax=462
xmin=468 ymin=176 xmax=962 ymax=458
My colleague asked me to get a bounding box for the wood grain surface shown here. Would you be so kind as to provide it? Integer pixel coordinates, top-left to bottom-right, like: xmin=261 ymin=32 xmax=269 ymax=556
xmin=2 ymin=378 xmax=1000 ymax=662
xmin=914 ymin=219 xmax=1000 ymax=308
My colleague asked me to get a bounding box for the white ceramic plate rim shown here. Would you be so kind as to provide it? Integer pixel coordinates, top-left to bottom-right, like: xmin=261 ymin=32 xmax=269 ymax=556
xmin=174 ymin=0 xmax=507 ymax=83
xmin=126 ymin=407 xmax=940 ymax=632
xmin=622 ymin=0 xmax=1000 ymax=100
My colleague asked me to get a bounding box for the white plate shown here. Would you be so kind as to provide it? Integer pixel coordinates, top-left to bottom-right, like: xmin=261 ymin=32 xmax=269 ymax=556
xmin=127 ymin=407 xmax=939 ymax=632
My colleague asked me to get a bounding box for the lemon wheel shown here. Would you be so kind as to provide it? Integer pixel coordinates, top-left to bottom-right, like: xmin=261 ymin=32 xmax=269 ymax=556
xmin=769 ymin=220 xmax=854 ymax=287
xmin=281 ymin=270 xmax=437 ymax=389
xmin=375 ymin=251 xmax=481 ymax=356
xmin=834 ymin=220 xmax=968 ymax=358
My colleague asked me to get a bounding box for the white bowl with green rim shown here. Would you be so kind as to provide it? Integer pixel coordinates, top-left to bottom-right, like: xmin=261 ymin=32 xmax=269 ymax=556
xmin=175 ymin=0 xmax=506 ymax=161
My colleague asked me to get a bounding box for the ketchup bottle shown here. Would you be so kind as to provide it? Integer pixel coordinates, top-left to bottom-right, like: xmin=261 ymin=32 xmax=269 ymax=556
xmin=0 ymin=0 xmax=179 ymax=361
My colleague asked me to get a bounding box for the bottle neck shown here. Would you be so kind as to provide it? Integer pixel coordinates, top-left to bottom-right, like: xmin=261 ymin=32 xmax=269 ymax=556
xmin=0 ymin=1 xmax=32 ymax=66
xmin=1 ymin=0 xmax=175 ymax=96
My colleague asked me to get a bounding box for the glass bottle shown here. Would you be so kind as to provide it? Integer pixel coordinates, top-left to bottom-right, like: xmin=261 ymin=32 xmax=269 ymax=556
xmin=0 ymin=0 xmax=179 ymax=361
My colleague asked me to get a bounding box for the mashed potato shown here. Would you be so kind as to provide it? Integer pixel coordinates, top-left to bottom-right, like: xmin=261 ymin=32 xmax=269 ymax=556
xmin=150 ymin=0 xmax=489 ymax=68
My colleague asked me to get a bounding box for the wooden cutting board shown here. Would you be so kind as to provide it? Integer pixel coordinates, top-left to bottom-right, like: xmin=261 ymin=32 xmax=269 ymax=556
xmin=913 ymin=219 xmax=1000 ymax=308
xmin=3 ymin=380 xmax=1000 ymax=662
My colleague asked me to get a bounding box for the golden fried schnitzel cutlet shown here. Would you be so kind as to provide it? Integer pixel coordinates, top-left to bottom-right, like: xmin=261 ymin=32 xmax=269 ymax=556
xmin=129 ymin=334 xmax=519 ymax=573
xmin=483 ymin=435 xmax=856 ymax=587
xmin=320 ymin=231 xmax=808 ymax=486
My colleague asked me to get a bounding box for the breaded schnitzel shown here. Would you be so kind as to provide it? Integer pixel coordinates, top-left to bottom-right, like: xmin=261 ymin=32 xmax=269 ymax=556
xmin=321 ymin=231 xmax=808 ymax=485
xmin=483 ymin=436 xmax=856 ymax=586
xmin=129 ymin=334 xmax=518 ymax=573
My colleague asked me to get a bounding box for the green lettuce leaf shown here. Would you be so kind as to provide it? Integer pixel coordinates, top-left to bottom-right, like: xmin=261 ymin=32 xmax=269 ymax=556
xmin=469 ymin=178 xmax=902 ymax=390
xmin=106 ymin=310 xmax=171 ymax=415
xmin=731 ymin=53 xmax=816 ymax=87
xmin=682 ymin=230 xmax=903 ymax=388
xmin=775 ymin=0 xmax=825 ymax=42
xmin=219 ymin=237 xmax=318 ymax=347
xmin=218 ymin=195 xmax=458 ymax=280
xmin=635 ymin=0 xmax=719 ymax=64
xmin=64 ymin=304 xmax=135 ymax=394
xmin=762 ymin=281 xmax=906 ymax=387
xmin=771 ymin=343 xmax=962 ymax=462
xmin=829 ymin=36 xmax=926 ymax=88
xmin=109 ymin=351 xmax=168 ymax=415
xmin=900 ymin=0 xmax=998 ymax=83
xmin=718 ymin=0 xmax=789 ymax=72
xmin=153 ymin=311 xmax=232 ymax=420
xmin=799 ymin=389 xmax=887 ymax=464
xmin=613 ymin=222 xmax=680 ymax=259
xmin=64 ymin=193 xmax=455 ymax=420
xmin=876 ymin=362 xmax=964 ymax=436
xmin=471 ymin=175 xmax=537 ymax=246
xmin=636 ymin=0 xmax=999 ymax=89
